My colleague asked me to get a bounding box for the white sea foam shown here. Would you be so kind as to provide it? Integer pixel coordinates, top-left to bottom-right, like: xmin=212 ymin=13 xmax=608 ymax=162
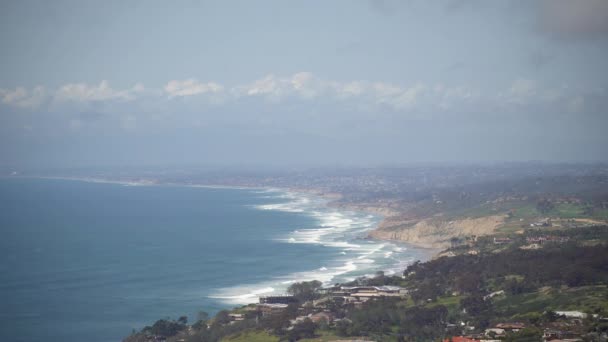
xmin=208 ymin=286 xmax=276 ymax=305
xmin=208 ymin=188 xmax=422 ymax=306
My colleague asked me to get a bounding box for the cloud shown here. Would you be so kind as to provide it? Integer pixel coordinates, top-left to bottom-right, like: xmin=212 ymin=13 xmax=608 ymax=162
xmin=237 ymin=74 xmax=438 ymax=111
xmin=164 ymin=79 xmax=223 ymax=98
xmin=0 ymin=86 xmax=47 ymax=108
xmin=55 ymin=81 xmax=144 ymax=102
xmin=504 ymin=78 xmax=538 ymax=104
xmin=290 ymin=72 xmax=321 ymax=98
xmin=538 ymin=0 xmax=608 ymax=40
xmin=0 ymin=73 xmax=602 ymax=121
xmin=243 ymin=74 xmax=283 ymax=97
xmin=236 ymin=72 xmax=326 ymax=100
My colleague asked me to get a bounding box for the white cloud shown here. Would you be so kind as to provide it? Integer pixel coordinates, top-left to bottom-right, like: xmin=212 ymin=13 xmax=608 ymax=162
xmin=55 ymin=80 xmax=144 ymax=102
xmin=336 ymin=81 xmax=367 ymax=97
xmin=239 ymin=72 xmax=327 ymax=100
xmin=290 ymin=72 xmax=323 ymax=98
xmin=164 ymin=79 xmax=223 ymax=98
xmin=500 ymin=78 xmax=538 ymax=105
xmin=245 ymin=74 xmax=283 ymax=97
xmin=0 ymin=86 xmax=47 ymax=108
xmin=238 ymin=74 xmax=437 ymax=111
xmin=0 ymin=74 xmax=602 ymax=119
xmin=392 ymin=83 xmax=427 ymax=109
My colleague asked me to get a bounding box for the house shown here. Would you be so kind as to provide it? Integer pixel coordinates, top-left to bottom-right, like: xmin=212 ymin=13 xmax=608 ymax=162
xmin=259 ymin=295 xmax=297 ymax=304
xmin=495 ymin=322 xmax=525 ymax=331
xmin=543 ymin=328 xmax=583 ymax=341
xmin=289 ymin=315 xmax=309 ymax=326
xmin=228 ymin=313 xmax=244 ymax=322
xmin=327 ymin=285 xmax=407 ymax=307
xmin=309 ymin=311 xmax=334 ymax=324
xmin=256 ymin=303 xmax=289 ymax=317
xmin=526 ymin=236 xmax=569 ymax=245
xmin=530 ymin=218 xmax=552 ymax=227
xmin=482 ymin=290 xmax=505 ymax=301
xmin=554 ymin=311 xmax=587 ymax=319
xmin=338 ymin=285 xmax=406 ymax=297
xmin=484 ymin=328 xmax=505 ymax=337
xmin=443 ymin=337 xmax=480 ymax=342
xmin=520 ymin=243 xmax=541 ymax=250
xmin=493 ymin=237 xmax=512 ymax=245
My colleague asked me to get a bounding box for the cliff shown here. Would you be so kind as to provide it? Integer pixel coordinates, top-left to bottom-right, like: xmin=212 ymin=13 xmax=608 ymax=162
xmin=369 ymin=215 xmax=506 ymax=249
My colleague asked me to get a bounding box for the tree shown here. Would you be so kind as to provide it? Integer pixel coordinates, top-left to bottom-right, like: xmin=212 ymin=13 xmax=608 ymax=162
xmin=503 ymin=327 xmax=543 ymax=341
xmin=410 ymin=281 xmax=441 ymax=303
xmin=455 ymin=272 xmax=482 ymax=294
xmin=536 ymin=199 xmax=554 ymax=215
xmin=262 ymin=311 xmax=290 ymax=335
xmin=214 ymin=310 xmax=231 ymax=325
xmin=287 ymin=318 xmax=317 ymax=341
xmin=335 ymin=319 xmax=352 ymax=336
xmin=460 ymin=295 xmax=491 ymax=317
xmin=197 ymin=311 xmax=209 ymax=322
xmin=287 ymin=280 xmax=323 ymax=302
xmin=145 ymin=319 xmax=185 ymax=337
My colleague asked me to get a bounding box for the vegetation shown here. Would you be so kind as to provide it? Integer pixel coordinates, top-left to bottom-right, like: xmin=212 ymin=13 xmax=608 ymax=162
xmin=287 ymin=280 xmax=323 ymax=302
xmin=125 ymin=225 xmax=608 ymax=342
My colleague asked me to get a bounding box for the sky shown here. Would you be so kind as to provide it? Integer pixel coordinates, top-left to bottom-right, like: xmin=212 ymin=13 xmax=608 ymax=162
xmin=1 ymin=0 xmax=607 ymax=168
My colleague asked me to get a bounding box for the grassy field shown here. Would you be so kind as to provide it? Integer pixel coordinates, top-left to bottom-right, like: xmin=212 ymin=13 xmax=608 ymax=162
xmin=493 ymin=285 xmax=608 ymax=318
xmin=591 ymin=208 xmax=608 ymax=220
xmin=299 ymin=330 xmax=346 ymax=342
xmin=551 ymin=203 xmax=586 ymax=218
xmin=510 ymin=203 xmax=539 ymax=219
xmin=426 ymin=295 xmax=463 ymax=312
xmin=221 ymin=330 xmax=279 ymax=342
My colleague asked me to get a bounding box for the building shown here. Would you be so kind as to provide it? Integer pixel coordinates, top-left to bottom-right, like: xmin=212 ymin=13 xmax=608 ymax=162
xmin=484 ymin=328 xmax=505 ymax=337
xmin=443 ymin=337 xmax=480 ymax=342
xmin=228 ymin=313 xmax=244 ymax=322
xmin=309 ymin=311 xmax=334 ymax=324
xmin=526 ymin=236 xmax=569 ymax=245
xmin=256 ymin=303 xmax=289 ymax=317
xmin=338 ymin=285 xmax=406 ymax=297
xmin=493 ymin=237 xmax=512 ymax=245
xmin=482 ymin=290 xmax=505 ymax=301
xmin=495 ymin=322 xmax=525 ymax=331
xmin=259 ymin=295 xmax=298 ymax=304
xmin=554 ymin=311 xmax=587 ymax=319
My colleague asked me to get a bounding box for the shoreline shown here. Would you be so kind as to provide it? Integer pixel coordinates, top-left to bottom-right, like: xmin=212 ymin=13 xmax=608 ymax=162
xmin=14 ymin=174 xmax=444 ymax=260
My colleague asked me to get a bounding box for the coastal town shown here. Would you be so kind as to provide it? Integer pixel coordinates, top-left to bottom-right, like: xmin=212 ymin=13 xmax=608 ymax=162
xmin=115 ymin=163 xmax=608 ymax=342
xmin=124 ymin=221 xmax=608 ymax=342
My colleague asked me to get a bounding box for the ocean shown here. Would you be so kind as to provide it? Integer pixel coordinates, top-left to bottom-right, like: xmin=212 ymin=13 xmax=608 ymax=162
xmin=0 ymin=177 xmax=430 ymax=342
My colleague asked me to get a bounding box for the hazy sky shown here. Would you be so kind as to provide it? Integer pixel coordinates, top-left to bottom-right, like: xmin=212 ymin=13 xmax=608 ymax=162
xmin=1 ymin=0 xmax=607 ymax=168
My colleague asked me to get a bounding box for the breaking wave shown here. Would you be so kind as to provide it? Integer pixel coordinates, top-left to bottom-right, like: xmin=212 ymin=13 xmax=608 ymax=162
xmin=209 ymin=188 xmax=421 ymax=305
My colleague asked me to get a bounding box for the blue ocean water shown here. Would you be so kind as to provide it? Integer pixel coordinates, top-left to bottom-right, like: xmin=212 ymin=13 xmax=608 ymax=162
xmin=0 ymin=178 xmax=429 ymax=342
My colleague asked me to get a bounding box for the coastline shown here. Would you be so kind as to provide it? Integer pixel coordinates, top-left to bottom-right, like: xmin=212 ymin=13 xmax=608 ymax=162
xmin=3 ymin=176 xmax=445 ymax=342
xmin=34 ymin=175 xmax=442 ymax=266
xmin=20 ymin=175 xmax=444 ymax=260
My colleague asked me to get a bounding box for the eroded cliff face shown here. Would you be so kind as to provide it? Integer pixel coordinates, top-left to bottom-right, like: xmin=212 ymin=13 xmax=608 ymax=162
xmin=369 ymin=215 xmax=506 ymax=249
